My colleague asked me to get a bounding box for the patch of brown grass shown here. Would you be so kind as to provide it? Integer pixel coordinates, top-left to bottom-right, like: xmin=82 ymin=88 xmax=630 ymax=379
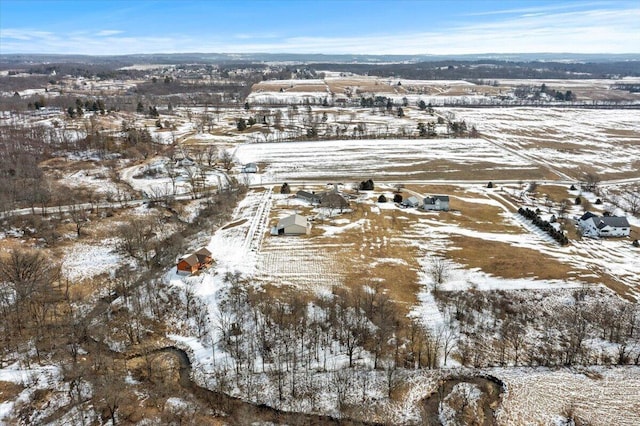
xmin=0 ymin=381 xmax=24 ymax=403
xmin=537 ymin=184 xmax=573 ymax=204
xmin=393 ymin=159 xmax=549 ymax=181
xmin=222 ymin=218 xmax=248 ymax=230
xmin=449 ymin=235 xmax=574 ymax=280
xmin=447 ymin=201 xmax=523 ymax=234
xmin=332 ymin=205 xmax=420 ymax=312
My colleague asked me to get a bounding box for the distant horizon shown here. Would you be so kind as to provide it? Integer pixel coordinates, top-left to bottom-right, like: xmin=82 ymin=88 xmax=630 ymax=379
xmin=1 ymin=1 xmax=639 ymax=56
xmin=2 ymin=52 xmax=639 ymax=60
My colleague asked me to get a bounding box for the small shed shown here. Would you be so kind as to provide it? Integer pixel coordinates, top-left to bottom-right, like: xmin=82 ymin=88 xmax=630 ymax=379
xmin=402 ymin=196 xmax=420 ymax=208
xmin=177 ymin=253 xmax=200 ymax=275
xmin=271 ymin=214 xmax=311 ymax=235
xmin=243 ymin=163 xmax=258 ymax=173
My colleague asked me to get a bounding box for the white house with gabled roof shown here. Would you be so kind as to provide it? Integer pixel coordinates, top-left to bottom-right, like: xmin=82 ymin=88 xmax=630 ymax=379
xmin=423 ymin=195 xmax=450 ymax=211
xmin=578 ymin=211 xmax=630 ymax=237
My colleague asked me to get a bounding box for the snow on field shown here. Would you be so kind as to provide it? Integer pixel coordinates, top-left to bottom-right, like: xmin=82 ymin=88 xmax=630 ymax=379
xmin=495 ymin=77 xmax=640 ymax=87
xmin=247 ymin=91 xmax=329 ymax=105
xmin=494 ymin=366 xmax=640 ymax=426
xmin=235 ymin=138 xmax=536 ymax=182
xmin=207 ymin=189 xmax=271 ymax=275
xmin=256 ymin=237 xmax=346 ymax=291
xmin=62 ymin=240 xmax=121 ymax=281
xmin=166 ymin=184 xmax=640 ymax=421
xmin=58 ymin=167 xmax=120 ymax=195
xmin=447 ymin=107 xmax=640 ymax=178
xmin=444 ymin=266 xmax=583 ymax=292
xmin=0 ymin=362 xmax=62 ymax=423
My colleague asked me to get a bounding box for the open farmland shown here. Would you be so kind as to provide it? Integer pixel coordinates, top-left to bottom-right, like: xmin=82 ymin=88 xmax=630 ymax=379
xmin=448 ymin=107 xmax=640 ymax=180
xmin=2 ymin=54 xmax=640 ymax=425
xmin=234 ymin=138 xmax=548 ymax=182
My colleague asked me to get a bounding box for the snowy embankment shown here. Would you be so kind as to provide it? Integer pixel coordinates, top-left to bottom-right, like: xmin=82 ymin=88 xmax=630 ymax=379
xmin=0 ymin=363 xmax=63 ymax=424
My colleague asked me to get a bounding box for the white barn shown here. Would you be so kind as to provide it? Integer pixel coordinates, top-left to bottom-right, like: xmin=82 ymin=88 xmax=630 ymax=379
xmin=271 ymin=214 xmax=311 ymax=236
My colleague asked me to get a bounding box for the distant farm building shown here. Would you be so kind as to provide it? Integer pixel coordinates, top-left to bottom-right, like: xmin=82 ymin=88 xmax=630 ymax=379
xmin=423 ymin=195 xmax=450 ymax=211
xmin=271 ymin=214 xmax=311 ymax=236
xmin=242 ymin=163 xmax=258 ymax=173
xmin=578 ymin=212 xmax=630 ymax=238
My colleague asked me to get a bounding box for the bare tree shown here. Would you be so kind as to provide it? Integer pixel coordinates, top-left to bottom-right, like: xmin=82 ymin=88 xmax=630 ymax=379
xmin=220 ymin=149 xmax=234 ymax=172
xmin=581 ymin=173 xmax=600 ymax=194
xmin=165 ymin=162 xmax=180 ymax=195
xmin=206 ymin=145 xmax=218 ymax=166
xmin=429 ymin=257 xmax=450 ymax=292
xmin=184 ymin=165 xmax=202 ymax=199
xmin=69 ymin=204 xmax=89 ymax=237
xmin=558 ymin=200 xmax=569 ymax=220
xmin=622 ymin=187 xmax=640 ymax=216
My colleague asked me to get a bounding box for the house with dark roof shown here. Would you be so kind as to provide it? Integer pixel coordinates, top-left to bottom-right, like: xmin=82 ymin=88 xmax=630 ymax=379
xmin=578 ymin=212 xmax=630 ymax=237
xmin=423 ymin=195 xmax=450 ymax=211
xmin=296 ymin=190 xmax=321 ymax=204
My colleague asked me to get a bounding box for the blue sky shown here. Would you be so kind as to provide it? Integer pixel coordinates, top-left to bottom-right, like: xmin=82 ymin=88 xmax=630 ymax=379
xmin=1 ymin=0 xmax=638 ymax=55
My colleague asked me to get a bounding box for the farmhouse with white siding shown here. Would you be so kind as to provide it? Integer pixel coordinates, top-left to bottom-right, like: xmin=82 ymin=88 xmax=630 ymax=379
xmin=578 ymin=211 xmax=630 ymax=238
xmin=423 ymin=195 xmax=450 ymax=211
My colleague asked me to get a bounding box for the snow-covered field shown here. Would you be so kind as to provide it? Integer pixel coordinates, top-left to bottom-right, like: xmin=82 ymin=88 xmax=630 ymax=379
xmin=235 ymin=138 xmax=539 ymax=182
xmin=448 ymin=107 xmax=640 ymax=179
xmin=61 ymin=240 xmax=122 ymax=281
xmin=494 ymin=366 xmax=640 ymax=426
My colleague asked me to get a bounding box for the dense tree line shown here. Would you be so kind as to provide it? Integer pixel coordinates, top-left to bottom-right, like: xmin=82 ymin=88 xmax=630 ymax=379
xmin=519 ymin=207 xmax=569 ymax=245
xmin=308 ymin=60 xmax=640 ymax=80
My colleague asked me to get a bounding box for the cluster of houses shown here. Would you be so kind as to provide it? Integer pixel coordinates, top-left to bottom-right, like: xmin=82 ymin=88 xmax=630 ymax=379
xmin=176 ymin=247 xmax=213 ymax=274
xmin=578 ymin=212 xmax=631 ymax=238
xmin=269 ymin=187 xmax=351 ymax=237
xmin=401 ymin=195 xmax=450 ymax=211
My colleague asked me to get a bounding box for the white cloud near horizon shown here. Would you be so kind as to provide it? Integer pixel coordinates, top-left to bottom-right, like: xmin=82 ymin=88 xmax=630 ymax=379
xmin=1 ymin=6 xmax=639 ymax=55
xmin=96 ymin=30 xmax=124 ymax=37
